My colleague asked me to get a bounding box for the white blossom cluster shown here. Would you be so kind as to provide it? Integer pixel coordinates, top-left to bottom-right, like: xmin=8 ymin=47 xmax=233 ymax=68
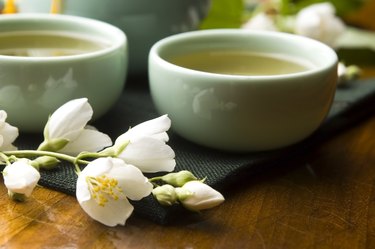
xmin=242 ymin=2 xmax=346 ymax=48
xmin=242 ymin=1 xmax=362 ymax=83
xmin=0 ymin=98 xmax=224 ymax=227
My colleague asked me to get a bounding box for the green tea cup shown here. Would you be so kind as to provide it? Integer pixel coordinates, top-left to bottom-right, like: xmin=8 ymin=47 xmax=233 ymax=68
xmin=0 ymin=14 xmax=127 ymax=132
xmin=149 ymin=29 xmax=338 ymax=152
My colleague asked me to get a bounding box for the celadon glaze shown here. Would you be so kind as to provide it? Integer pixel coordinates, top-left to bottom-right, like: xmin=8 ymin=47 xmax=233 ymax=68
xmin=0 ymin=14 xmax=127 ymax=132
xmin=149 ymin=29 xmax=338 ymax=152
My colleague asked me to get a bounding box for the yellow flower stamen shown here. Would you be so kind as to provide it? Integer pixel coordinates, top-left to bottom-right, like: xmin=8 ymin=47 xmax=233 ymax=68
xmin=86 ymin=175 xmax=125 ymax=207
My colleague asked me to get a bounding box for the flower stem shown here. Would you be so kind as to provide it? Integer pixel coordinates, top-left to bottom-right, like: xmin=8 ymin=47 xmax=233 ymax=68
xmin=149 ymin=176 xmax=165 ymax=182
xmin=3 ymin=150 xmax=90 ymax=165
xmin=0 ymin=152 xmax=11 ymax=165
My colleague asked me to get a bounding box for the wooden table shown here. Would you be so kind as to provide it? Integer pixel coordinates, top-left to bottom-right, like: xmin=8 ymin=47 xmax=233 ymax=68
xmin=1 ymin=78 xmax=375 ymax=249
xmin=1 ymin=92 xmax=374 ymax=249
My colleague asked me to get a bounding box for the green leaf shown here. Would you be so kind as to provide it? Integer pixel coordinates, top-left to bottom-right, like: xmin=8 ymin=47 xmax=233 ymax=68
xmin=327 ymin=0 xmax=364 ymax=16
xmin=337 ymin=48 xmax=375 ymax=66
xmin=200 ymin=0 xmax=244 ymax=29
xmin=336 ymin=27 xmax=375 ymax=66
xmin=279 ymin=0 xmax=364 ymax=16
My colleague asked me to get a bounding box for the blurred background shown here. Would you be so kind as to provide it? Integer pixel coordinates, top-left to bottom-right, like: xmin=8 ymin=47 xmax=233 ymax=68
xmin=200 ymin=0 xmax=375 ymax=78
xmin=201 ymin=0 xmax=375 ymax=30
xmin=0 ymin=0 xmax=374 ymax=77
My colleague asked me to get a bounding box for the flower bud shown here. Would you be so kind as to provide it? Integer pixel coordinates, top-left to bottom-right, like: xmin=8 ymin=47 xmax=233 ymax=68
xmin=175 ymin=181 xmax=225 ymax=212
xmin=161 ymin=170 xmax=198 ymax=187
xmin=294 ymin=2 xmax=345 ymax=48
xmin=152 ymin=184 xmax=178 ymax=206
xmin=338 ymin=62 xmax=361 ymax=84
xmin=3 ymin=159 xmax=41 ymax=198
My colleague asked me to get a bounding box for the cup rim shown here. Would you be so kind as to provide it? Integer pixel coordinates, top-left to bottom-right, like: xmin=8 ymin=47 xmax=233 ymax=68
xmin=0 ymin=13 xmax=126 ymax=62
xmin=149 ymin=28 xmax=338 ymax=80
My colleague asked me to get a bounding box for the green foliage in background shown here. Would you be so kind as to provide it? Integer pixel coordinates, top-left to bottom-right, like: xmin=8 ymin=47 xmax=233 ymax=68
xmin=200 ymin=0 xmax=366 ymax=29
xmin=279 ymin=0 xmax=366 ymax=16
xmin=200 ymin=0 xmax=244 ymax=29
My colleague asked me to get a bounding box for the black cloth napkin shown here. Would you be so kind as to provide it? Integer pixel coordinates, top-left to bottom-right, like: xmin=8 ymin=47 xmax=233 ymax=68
xmin=16 ymin=78 xmax=375 ymax=224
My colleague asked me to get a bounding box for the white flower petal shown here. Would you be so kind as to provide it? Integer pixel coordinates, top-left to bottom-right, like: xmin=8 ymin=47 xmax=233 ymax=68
xmin=119 ymin=137 xmax=176 ymax=173
xmin=0 ymin=110 xmax=18 ymax=150
xmin=41 ymin=98 xmax=112 ymax=154
xmin=295 ymin=2 xmax=345 ymax=47
xmin=79 ymin=196 xmax=134 ymax=227
xmin=76 ymin=157 xmax=152 ymax=226
xmin=129 ymin=159 xmax=175 ymax=174
xmin=242 ymin=13 xmax=278 ymax=31
xmin=0 ymin=110 xmax=7 ymax=122
xmin=108 ymin=161 xmax=153 ymax=200
xmin=76 ymin=158 xmax=112 ymax=202
xmin=148 ymin=133 xmax=169 ymax=142
xmin=116 ymin=115 xmax=171 ymax=143
xmin=295 ymin=13 xmax=321 ymax=37
xmin=0 ymin=123 xmax=19 ymax=150
xmin=78 ymin=157 xmax=113 ymax=178
xmin=59 ymin=128 xmax=112 ymax=156
xmin=124 ymin=137 xmax=175 ymax=159
xmin=304 ymin=2 xmax=335 ymax=14
xmin=0 ymin=136 xmax=4 ymax=149
xmin=76 ymin=176 xmax=92 ymax=202
xmin=48 ymin=98 xmax=93 ymax=140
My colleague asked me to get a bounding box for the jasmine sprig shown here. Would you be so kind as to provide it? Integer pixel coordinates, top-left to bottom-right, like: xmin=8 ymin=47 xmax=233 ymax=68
xmin=0 ymin=98 xmax=224 ymax=227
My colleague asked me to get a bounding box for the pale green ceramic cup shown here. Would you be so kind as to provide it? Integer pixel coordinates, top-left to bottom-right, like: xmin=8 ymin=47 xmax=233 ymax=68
xmin=0 ymin=14 xmax=127 ymax=132
xmin=149 ymin=29 xmax=338 ymax=152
